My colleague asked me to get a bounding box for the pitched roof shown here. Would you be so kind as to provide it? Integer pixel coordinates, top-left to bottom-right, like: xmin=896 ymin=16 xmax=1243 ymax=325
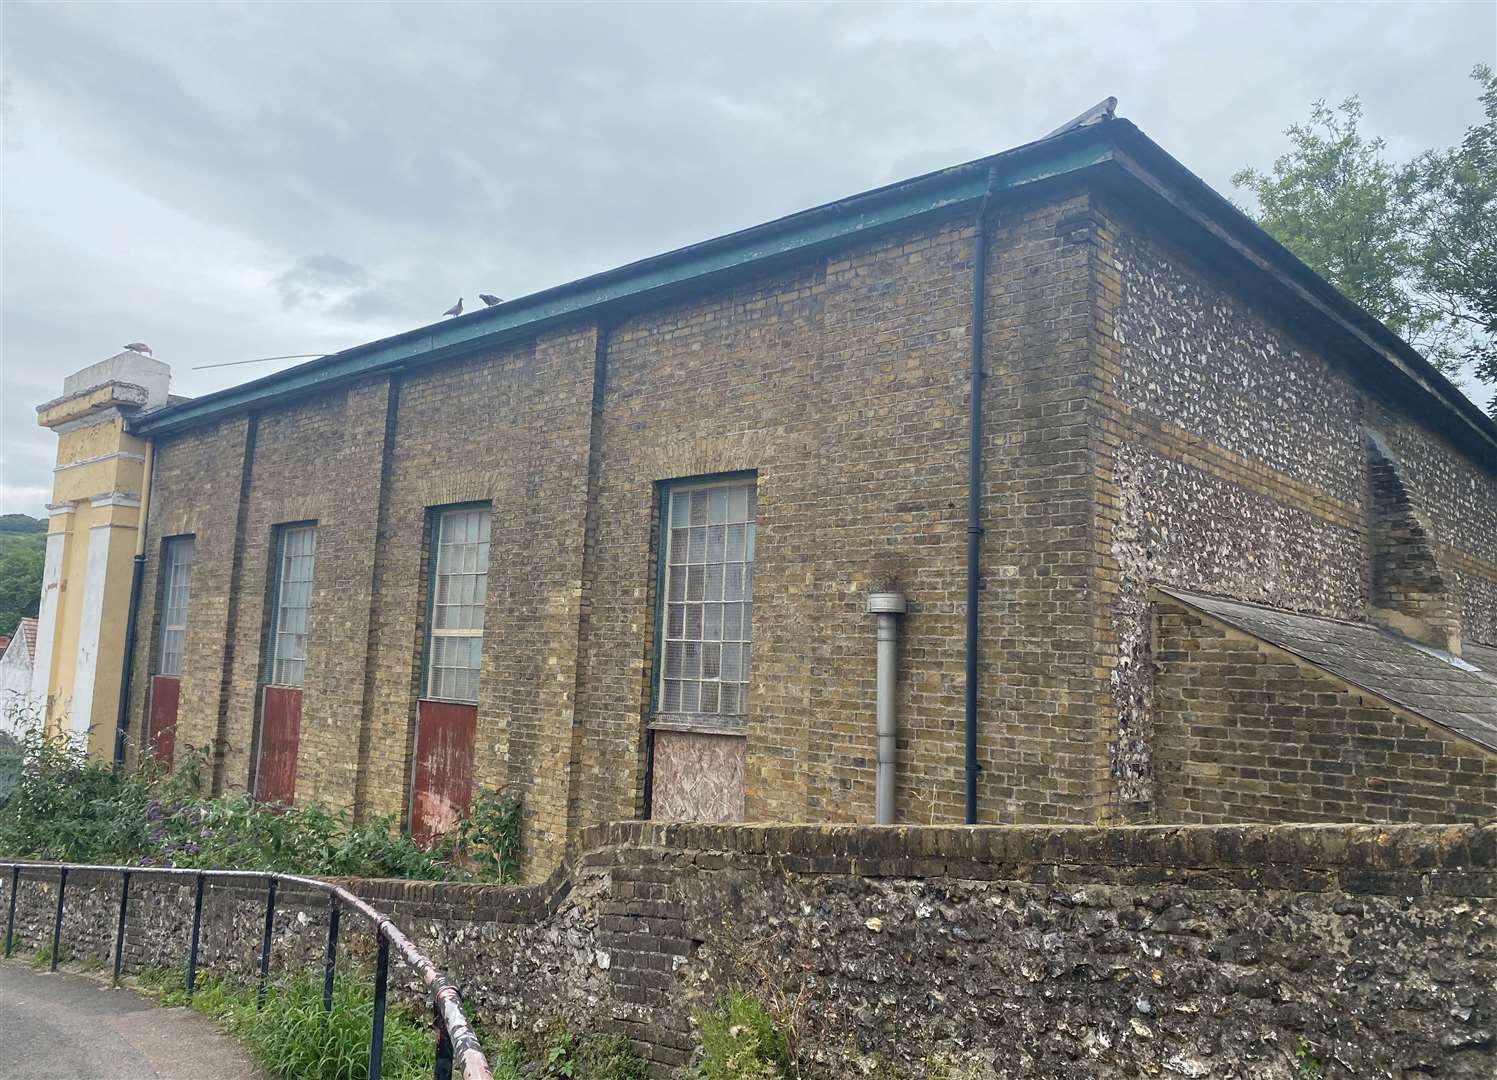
xmin=1160 ymin=588 xmax=1497 ymax=754
xmin=127 ymin=115 xmax=1497 ymax=467
xmin=1464 ymin=641 xmax=1497 ymax=673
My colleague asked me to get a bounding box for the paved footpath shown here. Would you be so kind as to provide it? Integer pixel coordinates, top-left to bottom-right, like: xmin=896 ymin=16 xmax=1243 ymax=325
xmin=0 ymin=960 xmax=267 ymax=1079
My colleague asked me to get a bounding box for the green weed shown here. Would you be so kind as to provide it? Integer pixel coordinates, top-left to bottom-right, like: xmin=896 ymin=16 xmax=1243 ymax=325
xmin=694 ymin=991 xmax=793 ymax=1080
xmin=29 ymin=941 xmax=63 ymax=970
xmin=1293 ymin=1040 xmax=1324 ymax=1080
xmin=132 ymin=966 xmax=645 ymax=1080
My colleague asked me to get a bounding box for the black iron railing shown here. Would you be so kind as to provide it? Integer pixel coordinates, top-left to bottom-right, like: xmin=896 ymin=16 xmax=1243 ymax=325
xmin=1 ymin=861 xmax=493 ymax=1080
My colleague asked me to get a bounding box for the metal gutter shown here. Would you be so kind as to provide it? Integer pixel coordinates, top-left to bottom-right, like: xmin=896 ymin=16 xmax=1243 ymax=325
xmin=129 ymin=129 xmax=1116 ymax=439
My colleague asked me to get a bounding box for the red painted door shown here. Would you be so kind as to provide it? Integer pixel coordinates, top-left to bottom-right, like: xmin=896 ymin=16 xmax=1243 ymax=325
xmin=147 ymin=675 xmax=180 ymax=767
xmin=256 ymin=686 xmax=302 ymax=806
xmin=411 ymin=700 xmax=476 ymax=845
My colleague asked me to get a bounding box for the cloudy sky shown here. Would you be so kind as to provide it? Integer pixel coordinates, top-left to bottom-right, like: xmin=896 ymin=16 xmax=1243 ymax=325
xmin=2 ymin=1 xmax=1493 ymax=516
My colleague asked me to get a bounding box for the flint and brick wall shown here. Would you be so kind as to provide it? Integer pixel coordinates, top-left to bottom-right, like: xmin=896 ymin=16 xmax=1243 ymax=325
xmin=5 ymin=822 xmax=1495 ymax=1078
xmin=1088 ymin=197 xmax=1497 ymax=814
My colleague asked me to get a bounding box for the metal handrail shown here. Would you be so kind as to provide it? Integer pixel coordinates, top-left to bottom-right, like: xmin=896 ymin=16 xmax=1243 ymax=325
xmin=1 ymin=860 xmax=494 ymax=1080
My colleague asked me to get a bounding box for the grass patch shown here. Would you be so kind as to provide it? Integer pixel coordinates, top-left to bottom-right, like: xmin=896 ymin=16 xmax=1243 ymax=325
xmin=29 ymin=941 xmax=68 ymax=970
xmin=694 ymin=991 xmax=794 ymax=1080
xmin=133 ymin=966 xmax=645 ymax=1080
xmin=137 ymin=968 xmax=436 ymax=1080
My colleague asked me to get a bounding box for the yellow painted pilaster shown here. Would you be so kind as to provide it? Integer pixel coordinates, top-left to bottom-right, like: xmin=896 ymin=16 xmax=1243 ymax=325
xmin=34 ymin=352 xmax=169 ymax=758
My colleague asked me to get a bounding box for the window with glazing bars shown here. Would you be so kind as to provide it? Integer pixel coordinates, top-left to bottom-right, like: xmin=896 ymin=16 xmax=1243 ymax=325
xmin=658 ymin=478 xmax=755 ymax=719
xmin=266 ymin=524 xmax=317 ymax=688
xmin=156 ymin=537 xmax=195 ymax=677
xmin=425 ymin=506 xmax=490 ymax=703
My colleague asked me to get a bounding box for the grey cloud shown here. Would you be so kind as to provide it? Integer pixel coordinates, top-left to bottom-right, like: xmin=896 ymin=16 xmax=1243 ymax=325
xmin=1 ymin=1 xmax=1493 ymax=517
xmin=272 ymin=253 xmax=393 ymax=320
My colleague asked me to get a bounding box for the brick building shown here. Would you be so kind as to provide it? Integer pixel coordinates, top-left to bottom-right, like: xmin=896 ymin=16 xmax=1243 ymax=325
xmin=69 ymin=106 xmax=1495 ymax=877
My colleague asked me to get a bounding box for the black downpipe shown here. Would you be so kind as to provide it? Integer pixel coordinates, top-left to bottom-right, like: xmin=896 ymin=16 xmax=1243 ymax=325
xmin=965 ymin=168 xmax=998 ymax=825
xmin=112 ymin=553 xmax=147 ymax=769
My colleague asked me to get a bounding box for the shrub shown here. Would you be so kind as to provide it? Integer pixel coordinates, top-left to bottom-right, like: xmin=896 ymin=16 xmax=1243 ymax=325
xmin=0 ymin=727 xmax=520 ymax=882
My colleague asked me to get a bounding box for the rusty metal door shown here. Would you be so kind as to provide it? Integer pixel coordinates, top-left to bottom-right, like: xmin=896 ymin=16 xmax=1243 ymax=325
xmin=146 ymin=675 xmax=179 ymax=767
xmin=256 ymin=685 xmax=302 ymax=806
xmin=410 ymin=700 xmax=476 ymax=845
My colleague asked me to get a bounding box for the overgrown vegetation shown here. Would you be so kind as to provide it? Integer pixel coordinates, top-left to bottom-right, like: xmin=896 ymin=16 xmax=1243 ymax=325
xmin=0 ymin=726 xmax=521 ymax=881
xmin=693 ymin=991 xmax=795 ymax=1080
xmin=129 ymin=966 xmax=644 ymax=1080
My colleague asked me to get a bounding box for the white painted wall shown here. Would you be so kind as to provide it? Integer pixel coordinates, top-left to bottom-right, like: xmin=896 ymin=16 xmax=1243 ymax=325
xmin=0 ymin=633 xmax=39 ymax=735
xmin=70 ymin=523 xmax=114 ymax=740
xmin=30 ymin=528 xmax=66 ymax=727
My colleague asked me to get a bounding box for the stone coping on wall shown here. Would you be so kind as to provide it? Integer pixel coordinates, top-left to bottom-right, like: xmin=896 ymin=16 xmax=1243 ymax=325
xmin=12 ymin=820 xmax=1490 ymax=916
xmin=581 ymin=820 xmax=1494 ymax=877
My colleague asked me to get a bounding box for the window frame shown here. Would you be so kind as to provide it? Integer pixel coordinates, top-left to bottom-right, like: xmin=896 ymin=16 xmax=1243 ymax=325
xmin=650 ymin=471 xmax=757 ymax=731
xmin=420 ymin=502 xmax=492 ymax=705
xmin=263 ymin=522 xmax=318 ymax=689
xmin=154 ymin=535 xmax=196 ymax=677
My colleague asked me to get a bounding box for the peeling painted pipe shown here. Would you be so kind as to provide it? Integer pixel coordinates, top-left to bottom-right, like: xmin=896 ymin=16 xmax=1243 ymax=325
xmin=965 ymin=167 xmax=998 ymax=825
xmin=868 ymin=593 xmax=906 ymax=825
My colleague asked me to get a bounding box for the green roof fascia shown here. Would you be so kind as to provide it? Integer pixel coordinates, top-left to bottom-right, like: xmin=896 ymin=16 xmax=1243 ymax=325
xmin=129 ymin=129 xmax=1116 ymax=438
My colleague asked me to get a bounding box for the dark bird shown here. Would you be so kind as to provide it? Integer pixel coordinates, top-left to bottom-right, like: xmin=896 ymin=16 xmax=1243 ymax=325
xmin=123 ymin=342 xmax=153 ymax=356
xmin=479 ymin=293 xmax=502 ymax=307
xmin=442 ymin=298 xmax=464 ymax=318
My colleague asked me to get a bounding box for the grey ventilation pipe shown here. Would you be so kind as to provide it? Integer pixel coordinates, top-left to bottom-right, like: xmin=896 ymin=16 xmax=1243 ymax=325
xmin=867 ymin=591 xmax=906 ymax=825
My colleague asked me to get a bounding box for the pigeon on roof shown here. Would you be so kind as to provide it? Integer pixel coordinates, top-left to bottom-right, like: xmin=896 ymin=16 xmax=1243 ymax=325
xmin=123 ymin=342 xmax=153 ymax=356
xmin=442 ymin=299 xmax=464 ymax=318
xmin=479 ymin=294 xmax=502 ymax=307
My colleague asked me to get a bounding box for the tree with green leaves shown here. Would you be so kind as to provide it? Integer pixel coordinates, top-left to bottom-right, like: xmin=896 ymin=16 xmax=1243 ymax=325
xmin=1234 ymin=66 xmax=1495 ymax=408
xmin=1412 ymin=66 xmax=1497 ymax=395
xmin=0 ymin=533 xmax=44 ymax=638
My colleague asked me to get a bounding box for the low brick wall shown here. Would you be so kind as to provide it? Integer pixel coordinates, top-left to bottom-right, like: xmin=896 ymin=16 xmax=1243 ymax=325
xmin=4 ymin=822 xmax=1494 ymax=1078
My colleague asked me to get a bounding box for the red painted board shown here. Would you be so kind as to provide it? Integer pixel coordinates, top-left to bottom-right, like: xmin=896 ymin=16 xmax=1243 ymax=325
xmin=256 ymin=685 xmax=302 ymax=806
xmin=147 ymin=675 xmax=180 ymax=767
xmin=411 ymin=699 xmax=476 ymax=846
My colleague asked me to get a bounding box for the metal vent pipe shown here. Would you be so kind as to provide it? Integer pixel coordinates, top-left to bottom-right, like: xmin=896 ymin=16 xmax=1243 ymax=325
xmin=867 ymin=591 xmax=906 ymax=825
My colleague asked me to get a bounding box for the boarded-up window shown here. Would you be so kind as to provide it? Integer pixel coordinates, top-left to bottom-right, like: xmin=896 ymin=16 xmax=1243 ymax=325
xmin=425 ymin=506 xmax=490 ymax=703
xmin=658 ymin=478 xmax=756 ymax=721
xmin=156 ymin=537 xmax=195 ymax=677
xmin=266 ymin=524 xmax=317 ymax=688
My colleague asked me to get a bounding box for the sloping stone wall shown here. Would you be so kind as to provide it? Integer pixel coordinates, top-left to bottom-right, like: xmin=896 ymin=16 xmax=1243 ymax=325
xmin=4 ymin=822 xmax=1494 ymax=1079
